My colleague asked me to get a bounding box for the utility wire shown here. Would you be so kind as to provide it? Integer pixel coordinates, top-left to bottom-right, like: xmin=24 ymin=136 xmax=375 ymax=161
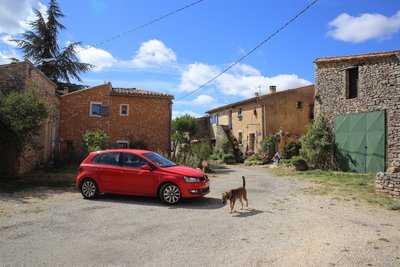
xmin=93 ymin=0 xmax=205 ymax=47
xmin=177 ymin=0 xmax=320 ymax=101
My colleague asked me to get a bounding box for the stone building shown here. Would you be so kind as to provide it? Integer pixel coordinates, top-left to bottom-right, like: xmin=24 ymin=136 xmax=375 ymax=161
xmin=0 ymin=61 xmax=59 ymax=175
xmin=59 ymin=83 xmax=173 ymax=158
xmin=206 ymin=85 xmax=315 ymax=155
xmin=314 ymin=50 xmax=400 ymax=173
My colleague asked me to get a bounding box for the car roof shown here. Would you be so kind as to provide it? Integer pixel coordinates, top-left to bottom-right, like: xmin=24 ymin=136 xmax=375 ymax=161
xmin=93 ymin=149 xmax=152 ymax=155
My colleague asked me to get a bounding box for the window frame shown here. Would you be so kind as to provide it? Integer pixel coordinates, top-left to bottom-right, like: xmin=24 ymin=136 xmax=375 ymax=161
xmin=92 ymin=152 xmax=121 ymax=166
xmin=345 ymin=66 xmax=359 ymax=99
xmin=119 ymin=104 xmax=129 ymax=116
xmin=116 ymin=140 xmax=129 ymax=149
xmin=120 ymin=152 xmax=148 ymax=169
xmin=89 ymin=101 xmax=103 ymax=117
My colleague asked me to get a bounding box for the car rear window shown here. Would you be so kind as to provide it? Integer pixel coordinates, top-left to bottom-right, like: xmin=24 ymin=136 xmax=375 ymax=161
xmin=92 ymin=152 xmax=120 ymax=166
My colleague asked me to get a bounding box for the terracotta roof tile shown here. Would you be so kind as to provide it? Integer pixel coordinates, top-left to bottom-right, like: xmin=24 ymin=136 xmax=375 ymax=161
xmin=109 ymin=87 xmax=174 ymax=99
xmin=315 ymin=50 xmax=400 ymax=64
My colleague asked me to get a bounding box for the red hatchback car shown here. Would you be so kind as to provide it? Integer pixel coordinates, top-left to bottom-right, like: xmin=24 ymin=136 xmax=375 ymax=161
xmin=76 ymin=149 xmax=209 ymax=204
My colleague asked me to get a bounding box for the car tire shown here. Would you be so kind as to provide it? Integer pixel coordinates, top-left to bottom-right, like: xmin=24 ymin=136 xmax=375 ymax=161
xmin=80 ymin=178 xmax=98 ymax=199
xmin=160 ymin=183 xmax=181 ymax=205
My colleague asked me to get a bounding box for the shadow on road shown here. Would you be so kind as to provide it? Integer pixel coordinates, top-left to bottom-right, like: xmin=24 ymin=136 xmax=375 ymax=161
xmin=232 ymin=208 xmax=264 ymax=218
xmin=94 ymin=194 xmax=225 ymax=210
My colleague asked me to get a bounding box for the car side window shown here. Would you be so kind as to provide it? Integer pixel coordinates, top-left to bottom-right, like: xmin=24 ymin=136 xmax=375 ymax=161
xmin=93 ymin=152 xmax=121 ymax=166
xmin=121 ymin=153 xmax=147 ymax=168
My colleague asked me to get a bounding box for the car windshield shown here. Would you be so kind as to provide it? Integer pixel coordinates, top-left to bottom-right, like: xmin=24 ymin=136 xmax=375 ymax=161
xmin=144 ymin=152 xmax=176 ymax=168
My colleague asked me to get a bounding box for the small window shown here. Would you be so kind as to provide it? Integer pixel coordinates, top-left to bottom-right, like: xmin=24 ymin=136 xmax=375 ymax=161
xmin=116 ymin=140 xmax=129 ymax=149
xmin=121 ymin=153 xmax=147 ymax=168
xmin=238 ymin=132 xmax=243 ymax=145
xmin=120 ymin=104 xmax=129 ymax=116
xmin=346 ymin=67 xmax=358 ymax=99
xmin=309 ymin=104 xmax=314 ymax=120
xmin=238 ymin=108 xmax=243 ymax=120
xmin=93 ymin=152 xmax=120 ymax=166
xmin=296 ymin=101 xmax=303 ymax=109
xmin=253 ymin=109 xmax=257 ymax=117
xmin=90 ymin=101 xmax=103 ymax=117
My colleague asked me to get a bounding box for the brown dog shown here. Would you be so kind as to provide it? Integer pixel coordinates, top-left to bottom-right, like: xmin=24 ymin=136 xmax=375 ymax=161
xmin=222 ymin=176 xmax=248 ymax=213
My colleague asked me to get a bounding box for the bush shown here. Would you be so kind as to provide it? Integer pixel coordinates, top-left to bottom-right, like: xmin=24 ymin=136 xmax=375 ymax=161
xmin=291 ymin=156 xmax=309 ymax=171
xmin=223 ymin=153 xmax=236 ymax=164
xmin=300 ymin=114 xmax=335 ymax=170
xmin=0 ymin=90 xmax=48 ymax=153
xmin=82 ymin=130 xmax=108 ymax=153
xmin=191 ymin=142 xmax=212 ymax=162
xmin=282 ymin=141 xmax=301 ymax=159
xmin=280 ymin=156 xmax=308 ymax=171
xmin=244 ymin=154 xmax=264 ymax=166
xmin=261 ymin=135 xmax=277 ymax=159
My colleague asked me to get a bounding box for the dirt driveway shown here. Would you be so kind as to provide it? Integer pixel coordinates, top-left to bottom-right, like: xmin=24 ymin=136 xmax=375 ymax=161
xmin=1 ymin=165 xmax=400 ymax=266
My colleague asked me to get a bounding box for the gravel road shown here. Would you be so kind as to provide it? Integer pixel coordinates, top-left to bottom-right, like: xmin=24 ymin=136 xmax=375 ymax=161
xmin=1 ymin=165 xmax=400 ymax=266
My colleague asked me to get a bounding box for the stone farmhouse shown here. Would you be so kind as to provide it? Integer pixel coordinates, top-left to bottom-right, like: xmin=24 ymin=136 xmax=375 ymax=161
xmin=314 ymin=50 xmax=400 ymax=173
xmin=206 ymin=85 xmax=315 ymax=156
xmin=0 ymin=61 xmax=59 ymax=175
xmin=59 ymin=83 xmax=174 ymax=159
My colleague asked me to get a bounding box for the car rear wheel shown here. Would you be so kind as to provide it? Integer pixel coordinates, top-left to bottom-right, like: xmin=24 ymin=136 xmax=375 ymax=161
xmin=80 ymin=179 xmax=98 ymax=199
xmin=160 ymin=183 xmax=181 ymax=204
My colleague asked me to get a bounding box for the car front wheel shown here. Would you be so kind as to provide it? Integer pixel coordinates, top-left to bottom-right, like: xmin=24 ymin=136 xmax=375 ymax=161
xmin=160 ymin=183 xmax=181 ymax=204
xmin=80 ymin=179 xmax=98 ymax=199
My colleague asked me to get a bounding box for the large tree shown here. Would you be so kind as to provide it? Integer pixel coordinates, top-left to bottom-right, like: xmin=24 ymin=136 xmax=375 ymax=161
xmin=14 ymin=0 xmax=92 ymax=84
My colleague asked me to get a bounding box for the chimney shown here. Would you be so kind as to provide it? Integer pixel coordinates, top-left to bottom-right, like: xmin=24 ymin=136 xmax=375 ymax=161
xmin=269 ymin=85 xmax=277 ymax=94
xmin=255 ymin=92 xmax=259 ymax=97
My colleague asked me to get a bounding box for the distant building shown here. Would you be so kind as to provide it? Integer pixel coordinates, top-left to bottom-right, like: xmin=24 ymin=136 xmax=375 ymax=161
xmin=0 ymin=61 xmax=59 ymax=175
xmin=59 ymin=83 xmax=174 ymax=158
xmin=314 ymin=50 xmax=400 ymax=172
xmin=206 ymin=85 xmax=315 ymax=155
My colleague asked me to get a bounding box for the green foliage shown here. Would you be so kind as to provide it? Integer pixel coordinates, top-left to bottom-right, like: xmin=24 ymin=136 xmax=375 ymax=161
xmin=244 ymin=154 xmax=264 ymax=166
xmin=222 ymin=153 xmax=236 ymax=164
xmin=82 ymin=130 xmax=108 ymax=153
xmin=191 ymin=142 xmax=212 ymax=162
xmin=14 ymin=0 xmax=92 ymax=83
xmin=300 ymin=114 xmax=335 ymax=170
xmin=171 ymin=114 xmax=198 ymax=162
xmin=172 ymin=114 xmax=197 ymax=138
xmin=0 ymin=90 xmax=48 ymax=152
xmin=261 ymin=135 xmax=277 ymax=158
xmin=282 ymin=140 xmax=301 ymax=159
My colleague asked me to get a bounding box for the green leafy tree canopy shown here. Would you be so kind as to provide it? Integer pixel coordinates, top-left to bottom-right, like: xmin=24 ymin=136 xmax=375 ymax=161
xmin=0 ymin=90 xmax=48 ymax=152
xmin=82 ymin=130 xmax=109 ymax=153
xmin=14 ymin=0 xmax=92 ymax=84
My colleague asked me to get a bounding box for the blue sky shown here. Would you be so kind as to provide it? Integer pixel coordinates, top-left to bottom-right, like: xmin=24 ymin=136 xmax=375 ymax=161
xmin=1 ymin=0 xmax=399 ymax=117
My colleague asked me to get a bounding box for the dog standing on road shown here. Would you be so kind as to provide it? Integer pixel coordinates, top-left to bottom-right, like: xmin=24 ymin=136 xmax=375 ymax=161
xmin=222 ymin=176 xmax=248 ymax=213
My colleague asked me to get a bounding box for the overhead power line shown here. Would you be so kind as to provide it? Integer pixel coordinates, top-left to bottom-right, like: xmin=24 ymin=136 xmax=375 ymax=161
xmin=93 ymin=0 xmax=205 ymax=47
xmin=177 ymin=0 xmax=320 ymax=101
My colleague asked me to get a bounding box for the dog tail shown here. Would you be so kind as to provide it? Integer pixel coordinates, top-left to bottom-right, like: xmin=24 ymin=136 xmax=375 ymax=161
xmin=242 ymin=176 xmax=246 ymax=188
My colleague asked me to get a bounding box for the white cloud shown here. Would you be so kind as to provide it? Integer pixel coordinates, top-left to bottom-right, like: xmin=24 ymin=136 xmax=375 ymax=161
xmin=179 ymin=63 xmax=311 ymax=98
xmin=0 ymin=0 xmax=47 ymax=35
xmin=177 ymin=94 xmax=215 ymax=106
xmin=329 ymin=11 xmax=400 ymax=43
xmin=179 ymin=63 xmax=219 ymax=92
xmin=76 ymin=45 xmax=117 ymax=71
xmin=0 ymin=50 xmax=19 ymax=64
xmin=130 ymin=39 xmax=177 ymax=68
xmin=0 ymin=34 xmax=17 ymax=47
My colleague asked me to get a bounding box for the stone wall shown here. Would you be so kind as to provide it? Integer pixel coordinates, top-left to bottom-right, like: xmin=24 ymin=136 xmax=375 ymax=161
xmin=315 ymin=54 xmax=400 ymax=168
xmin=0 ymin=61 xmax=59 ymax=175
xmin=376 ymin=172 xmax=400 ymax=198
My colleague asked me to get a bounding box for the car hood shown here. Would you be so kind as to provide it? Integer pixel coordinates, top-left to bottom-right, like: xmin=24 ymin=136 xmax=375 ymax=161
xmin=160 ymin=165 xmax=204 ymax=177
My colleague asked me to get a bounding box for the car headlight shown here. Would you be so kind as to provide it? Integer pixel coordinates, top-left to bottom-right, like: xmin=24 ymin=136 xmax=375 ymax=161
xmin=184 ymin=176 xmax=201 ymax=183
